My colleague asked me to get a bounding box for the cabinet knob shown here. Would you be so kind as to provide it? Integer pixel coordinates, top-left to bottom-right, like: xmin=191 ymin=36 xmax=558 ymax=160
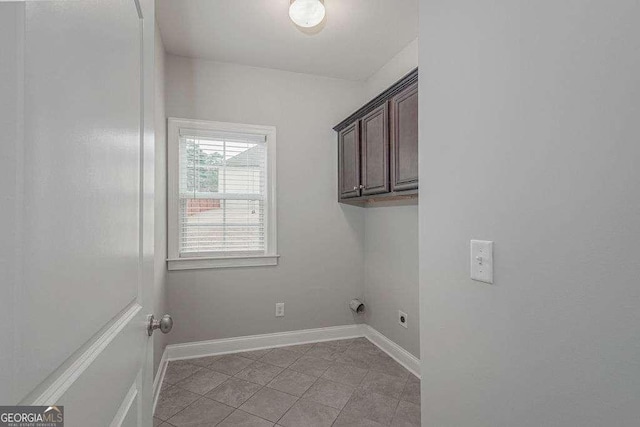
xmin=353 ymin=186 xmax=358 ymax=190
xmin=359 ymin=185 xmax=364 ymax=189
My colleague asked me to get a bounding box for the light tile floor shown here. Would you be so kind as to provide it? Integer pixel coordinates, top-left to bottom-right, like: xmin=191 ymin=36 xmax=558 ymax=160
xmin=154 ymin=338 xmax=421 ymax=427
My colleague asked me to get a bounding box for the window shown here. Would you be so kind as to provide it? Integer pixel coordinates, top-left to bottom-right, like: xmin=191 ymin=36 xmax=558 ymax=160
xmin=167 ymin=118 xmax=278 ymax=270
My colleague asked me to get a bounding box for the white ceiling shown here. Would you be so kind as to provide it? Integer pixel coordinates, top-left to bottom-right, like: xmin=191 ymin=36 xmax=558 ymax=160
xmin=156 ymin=0 xmax=418 ymax=81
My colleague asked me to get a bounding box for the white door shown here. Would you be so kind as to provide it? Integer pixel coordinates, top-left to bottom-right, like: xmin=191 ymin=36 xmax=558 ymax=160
xmin=0 ymin=1 xmax=158 ymax=425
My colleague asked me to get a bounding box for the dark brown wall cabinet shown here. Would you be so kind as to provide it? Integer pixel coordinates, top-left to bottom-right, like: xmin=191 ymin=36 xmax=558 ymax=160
xmin=334 ymin=68 xmax=418 ymax=205
xmin=361 ymin=103 xmax=389 ymax=195
xmin=390 ymin=83 xmax=418 ymax=191
xmin=338 ymin=121 xmax=360 ymax=199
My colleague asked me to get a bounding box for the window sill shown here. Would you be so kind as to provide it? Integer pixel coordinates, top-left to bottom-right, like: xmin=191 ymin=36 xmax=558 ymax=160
xmin=167 ymin=254 xmax=280 ymax=271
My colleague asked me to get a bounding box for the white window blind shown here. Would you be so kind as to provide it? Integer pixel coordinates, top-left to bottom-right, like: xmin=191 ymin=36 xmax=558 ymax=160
xmin=178 ymin=128 xmax=268 ymax=257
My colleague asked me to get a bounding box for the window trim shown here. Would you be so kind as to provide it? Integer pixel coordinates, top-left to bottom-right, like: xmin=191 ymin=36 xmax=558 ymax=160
xmin=167 ymin=117 xmax=278 ymax=270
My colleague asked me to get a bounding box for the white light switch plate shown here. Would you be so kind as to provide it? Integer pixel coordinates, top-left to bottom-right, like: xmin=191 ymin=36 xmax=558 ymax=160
xmin=470 ymin=240 xmax=493 ymax=283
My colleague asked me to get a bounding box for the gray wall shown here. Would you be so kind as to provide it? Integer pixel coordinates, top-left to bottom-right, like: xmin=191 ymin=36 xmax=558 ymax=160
xmin=0 ymin=2 xmax=21 ymax=403
xmin=364 ymin=202 xmax=419 ymax=357
xmin=165 ymin=56 xmax=365 ymax=345
xmin=362 ymin=40 xmax=420 ymax=358
xmin=153 ymin=23 xmax=168 ymax=376
xmin=419 ymin=1 xmax=640 ymax=425
xmin=364 ymin=38 xmax=418 ymax=100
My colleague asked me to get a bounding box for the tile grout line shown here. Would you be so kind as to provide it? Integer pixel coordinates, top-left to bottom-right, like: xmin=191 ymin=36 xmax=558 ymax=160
xmin=212 ymin=352 xmax=277 ymax=426
xmin=270 ymin=344 xmax=316 ymax=426
xmin=329 ymin=365 xmax=367 ymax=427
xmin=162 ymin=366 xmax=240 ymax=425
xmin=387 ymin=374 xmax=410 ymax=426
xmin=330 ymin=338 xmax=400 ymax=426
xmin=159 ymin=338 xmax=418 ymax=426
xmin=304 ymin=340 xmax=359 ymax=425
xmin=219 ymin=344 xmax=313 ymax=426
xmin=277 ymin=339 xmax=366 ymax=427
xmin=276 ymin=343 xmax=351 ymax=426
xmin=231 ymin=341 xmax=340 ymax=425
xmin=161 ymin=356 xmax=255 ymax=425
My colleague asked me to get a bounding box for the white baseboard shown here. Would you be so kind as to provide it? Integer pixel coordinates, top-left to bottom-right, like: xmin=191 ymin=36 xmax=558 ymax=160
xmin=363 ymin=325 xmax=421 ymax=378
xmin=165 ymin=324 xmax=366 ymax=361
xmin=152 ymin=349 xmax=168 ymax=415
xmin=152 ymin=323 xmax=420 ymax=408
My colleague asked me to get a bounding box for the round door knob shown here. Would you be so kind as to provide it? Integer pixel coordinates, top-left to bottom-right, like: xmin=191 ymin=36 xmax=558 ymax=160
xmin=147 ymin=314 xmax=173 ymax=336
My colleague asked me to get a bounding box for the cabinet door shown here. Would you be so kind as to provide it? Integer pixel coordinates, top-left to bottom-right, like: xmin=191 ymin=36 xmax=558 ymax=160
xmin=338 ymin=121 xmax=361 ymax=199
xmin=361 ymin=103 xmax=390 ymax=195
xmin=390 ymin=82 xmax=419 ymax=191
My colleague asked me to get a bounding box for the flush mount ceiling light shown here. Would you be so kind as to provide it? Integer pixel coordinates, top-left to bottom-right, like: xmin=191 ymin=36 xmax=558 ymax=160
xmin=289 ymin=0 xmax=326 ymax=28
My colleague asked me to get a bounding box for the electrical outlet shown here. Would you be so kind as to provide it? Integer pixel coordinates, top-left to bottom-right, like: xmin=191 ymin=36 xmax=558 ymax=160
xmin=398 ymin=310 xmax=408 ymax=328
xmin=275 ymin=303 xmax=285 ymax=317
